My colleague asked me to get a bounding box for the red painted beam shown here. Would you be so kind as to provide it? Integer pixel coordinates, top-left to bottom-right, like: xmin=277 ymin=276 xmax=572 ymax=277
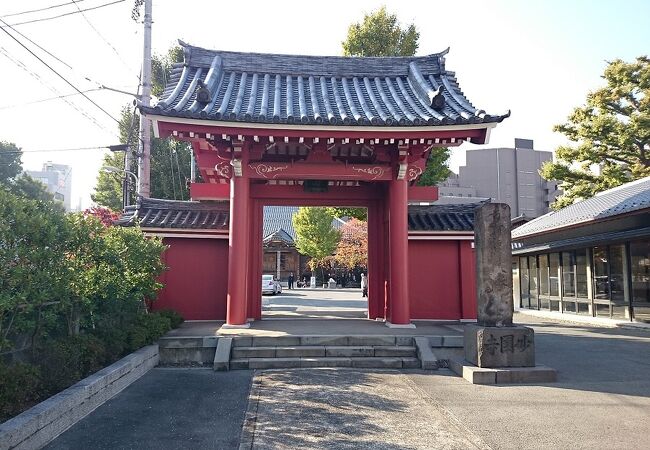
xmin=156 ymin=120 xmax=489 ymax=143
xmin=190 ymin=182 xmax=229 ymax=200
xmin=249 ymin=183 xmax=383 ymax=203
xmin=247 ymin=161 xmax=394 ymax=181
xmin=407 ymin=186 xmax=439 ymax=202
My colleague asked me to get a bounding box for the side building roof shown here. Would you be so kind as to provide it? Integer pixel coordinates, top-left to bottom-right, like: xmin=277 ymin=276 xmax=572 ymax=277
xmin=512 ymin=177 xmax=650 ymax=239
xmin=143 ymin=41 xmax=509 ymax=128
xmin=118 ymin=198 xmax=481 ymax=233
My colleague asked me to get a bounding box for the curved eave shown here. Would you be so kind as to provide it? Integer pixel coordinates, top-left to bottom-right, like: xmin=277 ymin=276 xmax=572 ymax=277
xmin=145 ymin=111 xmax=502 ymax=142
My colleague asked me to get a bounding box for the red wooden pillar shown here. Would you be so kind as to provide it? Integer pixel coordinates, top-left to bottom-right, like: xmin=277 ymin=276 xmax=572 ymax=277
xmin=387 ymin=178 xmax=414 ymax=327
xmin=225 ymin=170 xmax=250 ymax=327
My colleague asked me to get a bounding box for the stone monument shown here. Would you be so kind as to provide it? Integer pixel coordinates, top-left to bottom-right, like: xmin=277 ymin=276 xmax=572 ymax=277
xmin=464 ymin=203 xmax=535 ymax=367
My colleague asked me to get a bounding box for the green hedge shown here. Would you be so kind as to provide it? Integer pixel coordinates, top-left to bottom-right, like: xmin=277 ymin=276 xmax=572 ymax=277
xmin=0 ymin=311 xmax=181 ymax=423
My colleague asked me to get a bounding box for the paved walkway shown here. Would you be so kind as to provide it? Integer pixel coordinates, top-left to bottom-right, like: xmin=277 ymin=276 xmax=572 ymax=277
xmin=244 ymin=369 xmax=489 ymax=450
xmin=46 ymin=369 xmax=252 ymax=450
xmin=46 ymin=315 xmax=650 ymax=450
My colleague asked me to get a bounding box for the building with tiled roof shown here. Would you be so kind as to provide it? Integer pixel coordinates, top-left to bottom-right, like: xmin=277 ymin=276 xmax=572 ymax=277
xmin=512 ymin=177 xmax=650 ymax=323
xmin=146 ymin=41 xmax=508 ymax=129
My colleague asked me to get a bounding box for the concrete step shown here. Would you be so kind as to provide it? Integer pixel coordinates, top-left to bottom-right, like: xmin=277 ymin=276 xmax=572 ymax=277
xmin=232 ymin=335 xmax=415 ymax=347
xmin=230 ymin=356 xmax=421 ymax=370
xmin=231 ymin=345 xmax=417 ymax=359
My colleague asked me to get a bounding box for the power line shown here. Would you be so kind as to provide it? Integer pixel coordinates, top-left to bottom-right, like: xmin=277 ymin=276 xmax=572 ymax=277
xmin=0 ymin=0 xmax=87 ymax=19
xmin=0 ymin=45 xmax=114 ymax=135
xmin=0 ymin=88 xmax=102 ymax=110
xmin=2 ymin=146 xmax=112 ymax=154
xmin=0 ymin=18 xmax=122 ymax=126
xmin=71 ymin=0 xmax=139 ymax=78
xmin=2 ymin=0 xmax=126 ymax=27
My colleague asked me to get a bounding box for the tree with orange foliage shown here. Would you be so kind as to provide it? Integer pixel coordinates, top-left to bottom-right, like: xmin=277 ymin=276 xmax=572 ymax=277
xmin=334 ymin=218 xmax=368 ymax=271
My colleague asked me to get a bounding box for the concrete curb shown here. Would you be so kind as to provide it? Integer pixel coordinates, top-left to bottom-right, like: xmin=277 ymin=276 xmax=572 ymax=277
xmin=238 ymin=371 xmax=263 ymax=450
xmin=414 ymin=337 xmax=438 ymax=370
xmin=0 ymin=345 xmax=159 ymax=450
xmin=515 ymin=309 xmax=650 ymax=330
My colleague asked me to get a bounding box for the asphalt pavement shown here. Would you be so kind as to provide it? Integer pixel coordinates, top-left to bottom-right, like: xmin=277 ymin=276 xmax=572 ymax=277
xmin=45 ymin=313 xmax=650 ymax=450
xmin=45 ymin=368 xmax=252 ymax=450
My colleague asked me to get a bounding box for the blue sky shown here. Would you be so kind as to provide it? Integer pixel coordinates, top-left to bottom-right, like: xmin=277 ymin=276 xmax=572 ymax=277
xmin=0 ymin=0 xmax=647 ymax=208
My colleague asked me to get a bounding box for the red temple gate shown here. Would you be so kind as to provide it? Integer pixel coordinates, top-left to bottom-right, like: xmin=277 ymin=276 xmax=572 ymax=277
xmin=138 ymin=42 xmax=507 ymax=327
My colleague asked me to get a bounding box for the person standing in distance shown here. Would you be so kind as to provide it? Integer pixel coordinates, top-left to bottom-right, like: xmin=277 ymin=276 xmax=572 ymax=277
xmin=360 ymin=273 xmax=368 ymax=298
xmin=288 ymin=273 xmax=294 ymax=290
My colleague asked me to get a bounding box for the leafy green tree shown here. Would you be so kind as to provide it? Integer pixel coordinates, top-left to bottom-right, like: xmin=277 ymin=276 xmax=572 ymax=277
xmin=0 ymin=188 xmax=69 ymax=351
xmin=417 ymin=147 xmax=451 ymax=186
xmin=541 ymin=56 xmax=650 ymax=208
xmin=292 ymin=207 xmax=341 ymax=280
xmin=0 ymin=141 xmax=22 ymax=182
xmin=93 ymin=47 xmax=192 ymax=209
xmin=339 ymin=6 xmax=450 ymax=208
xmin=342 ymin=6 xmax=419 ymax=57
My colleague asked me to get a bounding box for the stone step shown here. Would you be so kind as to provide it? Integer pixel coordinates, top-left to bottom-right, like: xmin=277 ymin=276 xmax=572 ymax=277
xmin=230 ymin=357 xmax=420 ymax=370
xmin=231 ymin=345 xmax=417 ymax=359
xmin=232 ymin=335 xmax=415 ymax=348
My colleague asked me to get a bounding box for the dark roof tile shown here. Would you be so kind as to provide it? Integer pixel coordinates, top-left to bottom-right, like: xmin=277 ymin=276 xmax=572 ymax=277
xmin=143 ymin=42 xmax=508 ymax=128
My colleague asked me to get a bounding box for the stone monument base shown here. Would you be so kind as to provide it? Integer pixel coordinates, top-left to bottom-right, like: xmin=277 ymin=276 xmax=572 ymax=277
xmin=464 ymin=324 xmax=535 ymax=368
xmin=449 ymin=359 xmax=557 ymax=385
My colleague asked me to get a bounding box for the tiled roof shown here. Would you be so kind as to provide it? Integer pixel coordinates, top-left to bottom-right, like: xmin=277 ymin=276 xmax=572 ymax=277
xmin=408 ymin=203 xmax=485 ymax=232
xmin=263 ymin=228 xmax=294 ymax=245
xmin=116 ymin=197 xmax=229 ymax=230
xmin=512 ymin=176 xmax=650 ymax=239
xmin=118 ymin=199 xmax=482 ymax=233
xmin=143 ymin=41 xmax=508 ymax=128
xmin=263 ymin=206 xmax=299 ymax=238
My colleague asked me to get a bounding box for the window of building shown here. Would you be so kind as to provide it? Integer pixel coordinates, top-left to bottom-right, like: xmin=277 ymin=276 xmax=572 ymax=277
xmin=562 ymin=251 xmax=576 ymax=297
xmin=593 ymin=246 xmax=609 ymax=301
xmin=520 ymin=256 xmax=530 ymax=308
xmin=529 ymin=255 xmax=538 ymax=309
xmin=630 ymin=239 xmax=650 ymax=323
xmin=539 ymin=254 xmax=549 ymax=296
xmin=609 ymin=244 xmax=627 ymax=319
xmin=549 ymin=253 xmax=560 ymax=297
xmin=576 ymin=249 xmax=588 ymax=298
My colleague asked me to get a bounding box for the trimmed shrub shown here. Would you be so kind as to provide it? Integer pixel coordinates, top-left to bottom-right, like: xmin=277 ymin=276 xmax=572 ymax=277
xmin=0 ymin=362 xmax=42 ymax=422
xmin=127 ymin=313 xmax=172 ymax=351
xmin=155 ymin=309 xmax=184 ymax=328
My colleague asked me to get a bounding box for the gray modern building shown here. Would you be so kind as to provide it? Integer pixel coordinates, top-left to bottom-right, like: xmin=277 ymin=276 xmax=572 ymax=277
xmin=26 ymin=162 xmax=72 ymax=211
xmin=439 ymin=138 xmax=559 ymax=218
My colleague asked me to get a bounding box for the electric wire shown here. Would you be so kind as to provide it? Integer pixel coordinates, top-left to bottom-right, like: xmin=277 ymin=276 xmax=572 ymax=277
xmin=2 ymin=21 xmax=139 ymax=98
xmin=2 ymin=0 xmax=126 ymax=28
xmin=0 ymin=18 xmax=122 ymax=126
xmin=0 ymin=0 xmax=87 ymax=19
xmin=0 ymin=45 xmax=114 ymax=135
xmin=71 ymin=0 xmax=139 ymax=79
xmin=0 ymin=88 xmax=102 ymax=110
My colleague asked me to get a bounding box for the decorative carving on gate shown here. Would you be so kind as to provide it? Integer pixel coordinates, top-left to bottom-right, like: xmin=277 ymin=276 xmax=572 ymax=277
xmin=214 ymin=161 xmax=232 ymax=179
xmin=249 ymin=163 xmax=289 ymax=179
xmin=407 ymin=165 xmax=423 ymax=181
xmin=351 ymin=166 xmax=386 ymax=180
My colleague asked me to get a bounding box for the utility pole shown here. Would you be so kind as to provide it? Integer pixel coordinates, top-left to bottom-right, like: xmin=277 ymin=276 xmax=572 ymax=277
xmin=137 ymin=0 xmax=152 ymax=197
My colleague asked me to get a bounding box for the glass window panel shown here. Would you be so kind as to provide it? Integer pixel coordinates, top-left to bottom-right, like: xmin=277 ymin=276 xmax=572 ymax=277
xmin=577 ymin=302 xmax=590 ymax=315
xmin=520 ymin=256 xmax=530 ymax=308
xmin=609 ymin=244 xmax=626 ymax=304
xmin=550 ymin=300 xmax=560 ymax=311
xmin=529 ymin=255 xmax=538 ymax=308
xmin=576 ymin=249 xmax=588 ymax=298
xmin=630 ymin=239 xmax=650 ymax=323
xmin=562 ymin=251 xmax=576 ymax=297
xmin=540 ymin=297 xmax=550 ymax=309
xmin=549 ymin=253 xmax=560 ymax=296
xmin=564 ymin=300 xmax=576 ymax=313
xmin=539 ymin=254 xmax=549 ymax=296
xmin=595 ymin=302 xmax=610 ymax=317
xmin=593 ymin=246 xmax=610 ymax=300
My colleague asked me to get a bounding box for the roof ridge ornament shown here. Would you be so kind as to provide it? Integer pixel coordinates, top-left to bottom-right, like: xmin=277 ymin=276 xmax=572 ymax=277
xmin=408 ymin=62 xmax=446 ymax=111
xmin=195 ymin=80 xmax=212 ymax=104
